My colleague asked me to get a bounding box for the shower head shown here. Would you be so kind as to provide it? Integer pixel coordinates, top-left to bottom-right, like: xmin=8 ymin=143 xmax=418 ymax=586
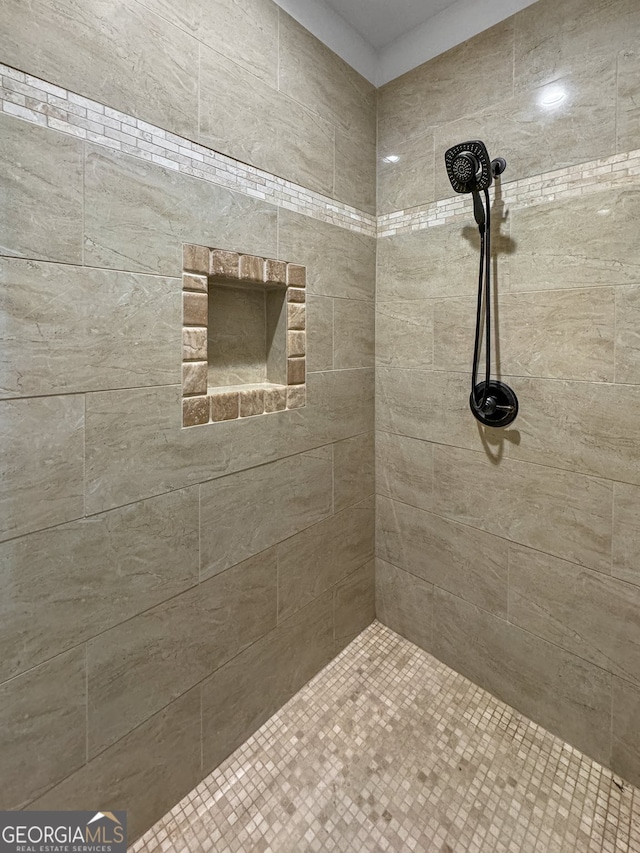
xmin=444 ymin=140 xmax=493 ymax=194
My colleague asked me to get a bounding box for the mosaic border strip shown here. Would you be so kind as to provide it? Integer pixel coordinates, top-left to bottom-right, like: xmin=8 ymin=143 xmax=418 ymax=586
xmin=3 ymin=64 xmax=640 ymax=242
xmin=377 ymin=148 xmax=640 ymax=237
xmin=181 ymin=244 xmax=306 ymax=428
xmin=0 ymin=63 xmax=376 ymax=237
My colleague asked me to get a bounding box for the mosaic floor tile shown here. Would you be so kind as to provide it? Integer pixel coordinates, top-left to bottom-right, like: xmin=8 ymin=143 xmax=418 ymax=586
xmin=130 ymin=621 xmax=640 ymax=853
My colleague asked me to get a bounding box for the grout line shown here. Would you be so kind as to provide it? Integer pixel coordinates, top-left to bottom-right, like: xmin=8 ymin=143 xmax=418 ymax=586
xmin=506 ymin=542 xmax=511 ymax=624
xmin=613 ymin=286 xmax=619 ymax=385
xmin=82 ymin=393 xmax=87 ymax=519
xmin=199 ymin=684 xmax=204 ymax=776
xmin=196 ymin=41 xmax=201 ymax=145
xmin=81 ymin=139 xmax=86 ymax=266
xmin=611 ymin=480 xmax=617 ymax=576
xmin=0 ymin=383 xmax=182 ymax=404
xmin=84 ymin=642 xmax=89 ymax=764
xmin=0 ymin=254 xmax=184 ymax=280
xmin=197 ymin=483 xmax=202 ymax=583
xmin=375 ymin=364 xmax=632 ymax=387
xmin=330 ymin=297 xmax=335 ymax=371
xmin=374 ymin=423 xmax=640 ymax=491
xmin=375 ymin=485 xmax=639 ymax=591
xmin=610 ymin=669 xmax=615 ymax=772
xmin=276 ymin=6 xmax=280 ymax=93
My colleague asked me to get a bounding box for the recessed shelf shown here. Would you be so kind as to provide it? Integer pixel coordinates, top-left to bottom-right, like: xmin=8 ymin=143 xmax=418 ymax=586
xmin=181 ymin=245 xmax=307 ymax=428
xmin=208 ymin=279 xmax=287 ymax=389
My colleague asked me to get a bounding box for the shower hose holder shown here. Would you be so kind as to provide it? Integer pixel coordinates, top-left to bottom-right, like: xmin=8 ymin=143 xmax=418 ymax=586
xmin=470 ymin=381 xmax=519 ymax=428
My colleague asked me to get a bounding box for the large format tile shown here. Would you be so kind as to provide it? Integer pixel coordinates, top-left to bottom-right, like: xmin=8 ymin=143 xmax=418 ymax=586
xmin=0 ymin=258 xmax=180 ymax=397
xmin=433 ymin=62 xmax=617 ymax=201
xmin=278 ymin=209 xmax=376 ymax=302
xmin=84 ymin=145 xmax=277 ymax=276
xmin=201 ymin=591 xmax=334 ymax=773
xmin=0 ymin=395 xmax=84 ymax=541
xmin=0 ymin=489 xmax=198 ymax=682
xmin=376 ymin=495 xmax=509 ymax=618
xmin=199 ymin=44 xmax=334 ymax=195
xmin=278 ymin=10 xmax=375 ymax=141
xmin=509 ymin=544 xmax=640 ymax=686
xmin=334 ymin=561 xmax=375 ymax=650
xmin=617 ymin=49 xmax=640 ymax=153
xmin=375 ymin=558 xmax=434 ymax=652
xmin=87 ymin=549 xmax=277 ymax=755
xmin=306 ymin=295 xmax=333 ymax=372
xmin=511 ymin=377 xmax=640 ymax=484
xmin=85 ymin=385 xmax=220 ymax=512
xmin=138 ymin=0 xmax=279 ymax=87
xmin=612 ymin=676 xmax=640 ymax=788
xmin=615 ymin=285 xmax=640 ymax=384
xmin=431 ymin=295 xmax=496 ymax=378
xmin=0 ymin=648 xmax=86 ymax=809
xmin=513 ymin=0 xmax=632 ymax=92
xmin=613 ymin=482 xmax=640 ymax=587
xmin=277 ymin=498 xmax=374 ymax=622
xmin=377 ymin=131 xmax=435 ymax=215
xmin=0 ymin=0 xmax=198 ymax=138
xmin=376 ymin=368 xmax=491 ymax=453
xmin=433 ymin=588 xmax=612 ymax=766
xmin=377 ymin=20 xmax=515 ymax=151
xmin=333 ymin=299 xmax=375 ymax=369
xmin=84 ymin=370 xmax=372 ymax=514
xmin=510 ymin=188 xmax=640 ymax=292
xmin=376 ymin=431 xmax=433 ymax=512
xmin=334 ymin=130 xmax=376 ymax=214
xmin=200 ymin=449 xmax=333 ymax=578
xmin=376 ymin=300 xmax=434 ymax=369
xmin=432 ymin=445 xmax=613 ymax=573
xmin=313 ymin=368 xmax=375 ymax=446
xmin=333 ymin=432 xmax=375 ymax=513
xmin=433 ymin=288 xmax=615 ymax=382
xmin=31 ymin=688 xmax=201 ymax=842
xmin=0 ymin=115 xmax=83 ymax=263
xmin=376 ymin=225 xmax=485 ymax=302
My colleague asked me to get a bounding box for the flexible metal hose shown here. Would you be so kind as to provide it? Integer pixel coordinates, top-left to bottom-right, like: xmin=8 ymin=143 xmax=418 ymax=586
xmin=470 ymin=189 xmax=491 ymax=410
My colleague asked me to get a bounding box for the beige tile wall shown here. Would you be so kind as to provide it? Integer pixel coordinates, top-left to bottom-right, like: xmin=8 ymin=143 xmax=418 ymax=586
xmin=0 ymin=0 xmax=375 ymax=839
xmin=375 ymin=0 xmax=640 ymax=790
xmin=376 ymin=0 xmax=639 ymax=214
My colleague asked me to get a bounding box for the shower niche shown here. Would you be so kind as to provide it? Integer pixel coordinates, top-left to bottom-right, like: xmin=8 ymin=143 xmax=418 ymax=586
xmin=182 ymin=244 xmax=306 ymax=428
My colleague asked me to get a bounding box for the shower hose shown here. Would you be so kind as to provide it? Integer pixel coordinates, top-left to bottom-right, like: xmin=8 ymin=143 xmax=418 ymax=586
xmin=471 ymin=188 xmax=492 ymax=413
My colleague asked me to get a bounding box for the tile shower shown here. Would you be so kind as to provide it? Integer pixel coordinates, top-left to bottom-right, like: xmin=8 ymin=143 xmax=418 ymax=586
xmin=0 ymin=0 xmax=639 ymax=851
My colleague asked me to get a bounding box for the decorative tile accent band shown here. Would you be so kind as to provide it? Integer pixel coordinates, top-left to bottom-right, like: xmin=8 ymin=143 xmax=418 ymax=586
xmin=0 ymin=63 xmax=376 ymax=237
xmin=377 ymin=149 xmax=640 ymax=237
xmin=3 ymin=64 xmax=640 ymax=242
xmin=181 ymin=244 xmax=306 ymax=429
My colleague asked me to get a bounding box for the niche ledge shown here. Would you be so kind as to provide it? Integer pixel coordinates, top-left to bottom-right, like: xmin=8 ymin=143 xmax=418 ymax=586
xmin=181 ymin=244 xmax=306 ymax=428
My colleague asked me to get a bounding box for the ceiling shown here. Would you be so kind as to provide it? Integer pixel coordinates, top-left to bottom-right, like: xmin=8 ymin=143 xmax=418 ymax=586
xmin=274 ymin=0 xmax=539 ymax=86
xmin=322 ymin=0 xmax=459 ymax=50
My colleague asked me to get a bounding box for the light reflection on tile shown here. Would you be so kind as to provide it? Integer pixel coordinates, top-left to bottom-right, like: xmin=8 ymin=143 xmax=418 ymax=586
xmin=130 ymin=621 xmax=640 ymax=853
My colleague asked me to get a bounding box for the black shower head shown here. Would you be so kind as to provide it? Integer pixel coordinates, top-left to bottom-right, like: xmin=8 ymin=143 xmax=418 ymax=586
xmin=444 ymin=140 xmax=493 ymax=193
